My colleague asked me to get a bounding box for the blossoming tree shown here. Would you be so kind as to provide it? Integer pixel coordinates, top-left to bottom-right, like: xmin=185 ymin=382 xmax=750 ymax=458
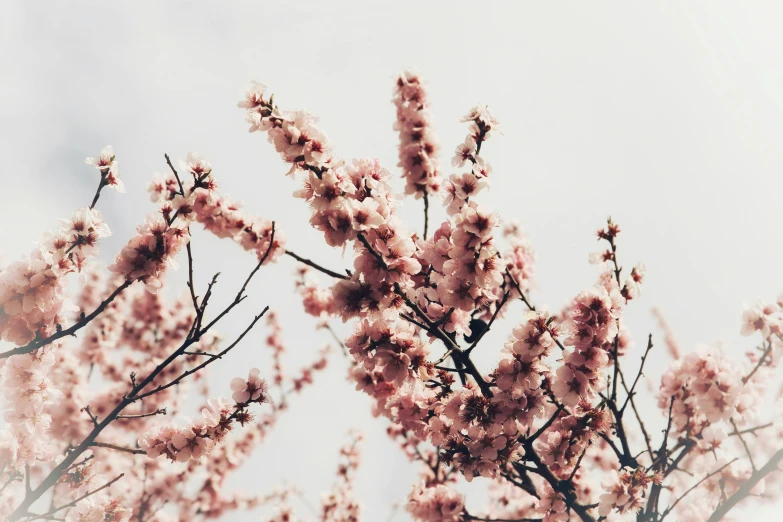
xmin=0 ymin=71 xmax=781 ymax=522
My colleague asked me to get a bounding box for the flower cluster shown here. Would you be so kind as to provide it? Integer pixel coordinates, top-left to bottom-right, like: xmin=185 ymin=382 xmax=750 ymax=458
xmin=406 ymin=482 xmax=465 ymax=522
xmin=554 ymin=280 xmax=623 ymax=407
xmin=85 ymin=144 xmax=125 ymax=193
xmin=0 ymin=348 xmax=58 ymax=471
xmin=320 ymin=433 xmax=363 ymax=522
xmin=139 ymin=369 xmax=268 ymax=463
xmin=598 ymin=469 xmax=659 ymax=517
xmin=659 ymin=345 xmax=751 ymax=435
xmin=0 ymin=206 xmax=110 ymax=344
xmin=741 ymin=297 xmax=783 ymax=339
xmin=393 ymin=70 xmax=442 ymax=197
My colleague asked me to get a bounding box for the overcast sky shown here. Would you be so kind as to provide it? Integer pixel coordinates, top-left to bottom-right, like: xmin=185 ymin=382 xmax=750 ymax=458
xmin=3 ymin=2 xmax=783 ymax=520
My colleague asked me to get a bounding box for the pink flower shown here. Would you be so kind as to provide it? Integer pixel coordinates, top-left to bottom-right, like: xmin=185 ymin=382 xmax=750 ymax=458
xmin=85 ymin=145 xmax=115 ymax=172
xmin=230 ymin=368 xmax=268 ymax=404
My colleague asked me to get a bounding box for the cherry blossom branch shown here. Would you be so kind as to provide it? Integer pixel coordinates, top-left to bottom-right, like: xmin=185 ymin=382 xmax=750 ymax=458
xmin=26 ymin=473 xmax=125 ymax=522
xmin=8 ymin=252 xmax=271 ymax=520
xmin=661 ymin=458 xmax=738 ymax=520
xmin=0 ymin=280 xmax=133 ymax=359
xmin=706 ymin=448 xmax=783 ymax=522
xmin=521 ymin=440 xmax=597 ymax=522
xmin=391 ymin=278 xmax=493 ymax=397
xmin=131 ymin=308 xmax=268 ymax=403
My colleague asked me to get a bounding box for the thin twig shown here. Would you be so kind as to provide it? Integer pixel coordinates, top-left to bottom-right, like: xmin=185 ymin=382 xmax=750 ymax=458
xmin=422 ymin=191 xmax=430 ymax=240
xmin=730 ymin=418 xmax=756 ymax=471
xmin=90 ymin=442 xmax=146 ymax=455
xmin=116 ymin=408 xmax=167 ymax=420
xmin=285 ymin=250 xmax=347 ymax=280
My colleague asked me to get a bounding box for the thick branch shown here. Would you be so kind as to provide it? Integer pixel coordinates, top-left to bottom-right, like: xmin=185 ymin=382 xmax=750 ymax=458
xmin=706 ymin=448 xmax=783 ymax=522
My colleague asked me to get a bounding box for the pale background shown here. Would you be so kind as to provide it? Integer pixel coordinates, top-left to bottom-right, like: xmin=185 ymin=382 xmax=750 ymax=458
xmin=2 ymin=1 xmax=783 ymax=520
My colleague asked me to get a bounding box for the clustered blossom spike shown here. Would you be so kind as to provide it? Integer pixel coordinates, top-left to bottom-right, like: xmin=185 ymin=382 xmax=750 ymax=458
xmin=553 ymin=278 xmax=623 ymax=408
xmin=406 ymin=482 xmax=464 ymax=522
xmin=1 ymin=70 xmax=781 ymax=522
xmin=393 ymin=70 xmax=442 ymax=197
xmin=320 ymin=433 xmax=363 ymax=522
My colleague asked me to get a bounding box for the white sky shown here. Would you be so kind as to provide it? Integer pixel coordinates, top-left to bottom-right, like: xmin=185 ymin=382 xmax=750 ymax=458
xmin=2 ymin=2 xmax=783 ymax=520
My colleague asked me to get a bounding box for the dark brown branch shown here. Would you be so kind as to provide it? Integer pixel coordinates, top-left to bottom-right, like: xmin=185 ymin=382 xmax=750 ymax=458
xmin=466 ymin=290 xmax=510 ymax=354
xmin=422 ymin=191 xmax=430 ymax=240
xmin=285 ymin=250 xmax=348 ymax=280
xmin=133 ymin=308 xmax=268 ymax=402
xmin=522 ymin=441 xmax=597 ymax=522
xmin=236 ymin=222 xmax=276 ymax=301
xmin=527 ymin=404 xmax=564 ymax=443
xmin=89 ymin=173 xmax=108 ymax=209
xmin=466 ymin=514 xmax=542 ymax=522
xmin=164 ymin=153 xmax=186 ymax=196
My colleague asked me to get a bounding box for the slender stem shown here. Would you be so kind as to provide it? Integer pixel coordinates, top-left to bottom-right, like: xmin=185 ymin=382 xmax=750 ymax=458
xmin=742 ymin=339 xmax=773 ymax=384
xmin=116 ymin=408 xmax=166 ymax=420
xmin=422 ymin=191 xmax=430 ymax=240
xmin=164 ymin=153 xmax=186 ymax=196
xmin=133 ymin=309 xmax=268 ymax=402
xmin=89 ymin=174 xmax=108 ymax=209
xmin=730 ymin=418 xmax=756 ymax=471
